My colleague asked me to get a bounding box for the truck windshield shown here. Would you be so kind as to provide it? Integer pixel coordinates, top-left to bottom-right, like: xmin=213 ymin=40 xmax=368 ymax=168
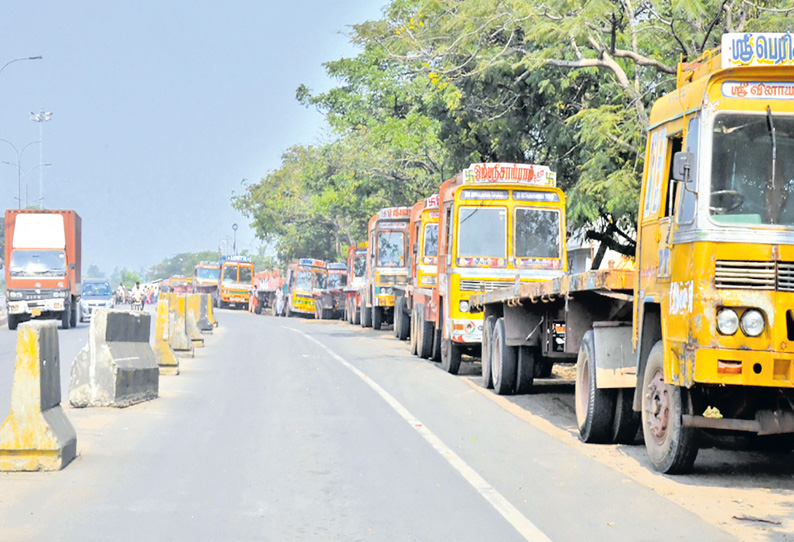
xmin=314 ymin=271 xmax=327 ymax=289
xmin=197 ymin=267 xmax=219 ymax=280
xmin=377 ymin=231 xmax=405 ymax=267
xmin=9 ymin=250 xmax=66 ymax=277
xmin=514 ymin=208 xmax=561 ymax=258
xmin=353 ymin=255 xmax=366 ymax=277
xmin=711 ymin=112 xmax=794 ymax=226
xmin=457 ymin=207 xmax=506 ymax=259
xmin=239 ymin=266 xmax=252 ymax=284
xmin=295 ymin=269 xmax=312 ymax=291
xmin=328 ymin=273 xmax=343 ymax=289
xmin=423 ymin=223 xmax=438 ymax=258
xmin=223 ymin=265 xmax=238 ymax=283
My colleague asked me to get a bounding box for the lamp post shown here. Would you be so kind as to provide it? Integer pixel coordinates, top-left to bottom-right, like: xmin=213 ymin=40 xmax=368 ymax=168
xmin=0 ymin=139 xmax=41 ymax=208
xmin=30 ymin=108 xmax=52 ymax=206
xmin=0 ymin=56 xmax=43 ymax=80
xmin=232 ymin=224 xmax=238 ymax=255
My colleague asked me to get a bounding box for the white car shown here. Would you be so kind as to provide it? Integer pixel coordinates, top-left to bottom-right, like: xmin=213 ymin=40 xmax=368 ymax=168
xmin=80 ymin=280 xmax=115 ymax=322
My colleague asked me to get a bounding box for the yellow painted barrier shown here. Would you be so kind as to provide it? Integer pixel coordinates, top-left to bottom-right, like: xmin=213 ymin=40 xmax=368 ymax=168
xmin=205 ymin=293 xmax=218 ymax=327
xmin=0 ymin=321 xmax=76 ymax=471
xmin=185 ymin=294 xmax=204 ymax=347
xmin=154 ymin=298 xmax=179 ymax=375
xmin=168 ymin=293 xmax=193 ymax=357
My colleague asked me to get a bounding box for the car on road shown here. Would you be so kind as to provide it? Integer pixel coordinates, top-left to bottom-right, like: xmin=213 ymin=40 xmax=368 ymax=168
xmin=79 ymin=279 xmax=114 ymax=322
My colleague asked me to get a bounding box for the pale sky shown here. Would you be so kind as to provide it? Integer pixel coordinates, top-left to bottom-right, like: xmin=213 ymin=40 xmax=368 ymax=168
xmin=0 ymin=1 xmax=384 ymax=275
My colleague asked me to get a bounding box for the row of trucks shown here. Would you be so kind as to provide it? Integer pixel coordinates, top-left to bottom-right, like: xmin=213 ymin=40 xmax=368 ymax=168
xmin=336 ymin=33 xmax=794 ymax=474
xmin=279 ymin=258 xmax=349 ymax=319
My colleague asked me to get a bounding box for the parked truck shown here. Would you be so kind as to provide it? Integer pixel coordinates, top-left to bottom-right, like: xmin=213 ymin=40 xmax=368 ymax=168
xmin=4 ymin=209 xmax=82 ymax=330
xmin=470 ymin=34 xmax=794 ymax=474
xmin=359 ymin=207 xmax=411 ymax=330
xmin=343 ymin=243 xmax=367 ymax=325
xmin=285 ymin=258 xmax=327 ymax=317
xmin=431 ymin=163 xmax=567 ymax=375
xmin=214 ymin=255 xmax=254 ymax=309
xmin=192 ymin=261 xmax=220 ymax=295
xmin=314 ymin=262 xmax=347 ymax=320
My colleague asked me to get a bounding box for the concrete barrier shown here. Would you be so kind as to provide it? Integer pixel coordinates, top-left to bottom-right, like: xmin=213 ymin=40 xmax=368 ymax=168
xmin=168 ymin=293 xmax=194 ymax=357
xmin=205 ymin=293 xmax=218 ymax=327
xmin=0 ymin=321 xmax=77 ymax=471
xmin=69 ymin=309 xmax=159 ymax=408
xmin=154 ymin=298 xmax=179 ymax=375
xmin=196 ymin=293 xmax=214 ymax=332
xmin=185 ymin=294 xmax=205 ymax=347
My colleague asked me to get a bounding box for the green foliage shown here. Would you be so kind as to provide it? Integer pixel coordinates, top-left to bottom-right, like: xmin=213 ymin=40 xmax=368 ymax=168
xmin=234 ymin=0 xmax=794 ymax=253
xmin=146 ymin=250 xmax=221 ymax=281
xmin=85 ymin=264 xmax=105 ymax=278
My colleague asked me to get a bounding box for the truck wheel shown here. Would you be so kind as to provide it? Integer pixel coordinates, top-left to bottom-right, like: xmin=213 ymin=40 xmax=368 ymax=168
xmin=396 ymin=298 xmax=410 ymax=341
xmin=70 ymin=302 xmax=77 ymax=328
xmin=60 ymin=306 xmax=70 ymax=330
xmin=361 ymin=305 xmax=372 ymax=328
xmin=7 ymin=314 xmax=18 ymax=331
xmin=410 ymin=305 xmax=419 ymax=355
xmin=255 ymin=303 xmax=262 ymax=315
xmin=393 ymin=298 xmax=402 ymax=338
xmin=491 ymin=318 xmax=516 ymax=395
xmin=431 ymin=328 xmax=442 ymax=362
xmin=612 ymin=388 xmax=641 ymax=445
xmin=534 ymin=361 xmax=553 ymax=378
xmin=480 ymin=315 xmax=496 ymax=389
xmin=641 ymin=340 xmax=700 ymax=473
xmin=441 ymin=337 xmax=462 ymax=374
xmin=516 ymin=346 xmax=536 ymax=394
xmin=575 ymin=330 xmax=615 ymax=443
xmin=419 ymin=313 xmax=434 ymax=360
xmin=372 ymin=306 xmax=383 ymax=330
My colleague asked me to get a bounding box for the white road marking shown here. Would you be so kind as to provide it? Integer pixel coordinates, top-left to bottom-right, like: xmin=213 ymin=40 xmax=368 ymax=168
xmin=290 ymin=327 xmax=551 ymax=542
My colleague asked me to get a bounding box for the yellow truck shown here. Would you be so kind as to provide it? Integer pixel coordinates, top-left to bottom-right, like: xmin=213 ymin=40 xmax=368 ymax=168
xmin=471 ymin=33 xmax=794 ymax=473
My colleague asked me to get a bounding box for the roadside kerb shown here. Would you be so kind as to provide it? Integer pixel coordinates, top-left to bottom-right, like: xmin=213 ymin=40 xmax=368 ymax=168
xmin=0 ymin=321 xmax=77 ymax=471
xmin=68 ymin=309 xmax=159 ymax=408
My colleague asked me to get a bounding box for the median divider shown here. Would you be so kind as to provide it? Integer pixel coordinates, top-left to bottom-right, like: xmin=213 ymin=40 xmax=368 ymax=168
xmin=185 ymin=294 xmax=205 ymax=347
xmin=69 ymin=309 xmax=159 ymax=408
xmin=168 ymin=293 xmax=194 ymax=357
xmin=205 ymin=293 xmax=218 ymax=327
xmin=154 ymin=297 xmax=179 ymax=375
xmin=0 ymin=321 xmax=77 ymax=471
xmin=196 ymin=293 xmax=214 ymax=332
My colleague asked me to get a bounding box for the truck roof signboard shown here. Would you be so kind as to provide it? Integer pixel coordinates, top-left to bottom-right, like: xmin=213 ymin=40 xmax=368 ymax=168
xmin=377 ymin=207 xmax=411 ymax=220
xmin=722 ymin=33 xmax=794 ymax=69
xmin=463 ymin=163 xmax=556 ymax=187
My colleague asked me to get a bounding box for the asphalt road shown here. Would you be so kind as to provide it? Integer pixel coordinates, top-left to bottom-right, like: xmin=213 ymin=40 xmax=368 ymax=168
xmin=0 ymin=309 xmax=789 ymax=540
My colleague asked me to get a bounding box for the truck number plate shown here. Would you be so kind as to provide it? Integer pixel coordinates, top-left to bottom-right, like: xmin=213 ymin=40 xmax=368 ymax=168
xmin=31 ymin=308 xmax=42 ymax=317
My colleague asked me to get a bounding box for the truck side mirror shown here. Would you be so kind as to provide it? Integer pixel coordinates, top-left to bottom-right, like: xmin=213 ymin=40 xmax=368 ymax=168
xmin=69 ymin=263 xmax=76 ymax=270
xmin=413 ymin=242 xmax=418 ymax=255
xmin=672 ymin=151 xmax=692 ymax=182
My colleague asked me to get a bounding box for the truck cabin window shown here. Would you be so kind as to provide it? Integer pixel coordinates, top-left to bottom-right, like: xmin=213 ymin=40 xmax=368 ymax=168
xmin=377 ymin=231 xmax=405 ymax=267
xmin=353 ymin=256 xmax=366 ymax=277
xmin=239 ymin=266 xmax=252 ymax=283
xmin=223 ymin=265 xmax=238 ymax=283
xmin=457 ymin=207 xmax=506 ymax=260
xmin=514 ymin=208 xmax=561 ymax=259
xmin=423 ymin=223 xmax=438 ymax=258
xmin=314 ymin=271 xmax=327 ymax=290
xmin=328 ymin=273 xmax=342 ymax=289
xmin=197 ymin=267 xmax=219 ymax=280
xmin=711 ymin=112 xmax=794 ymax=226
xmin=9 ymin=250 xmax=66 ymax=277
xmin=295 ymin=269 xmax=312 ymax=291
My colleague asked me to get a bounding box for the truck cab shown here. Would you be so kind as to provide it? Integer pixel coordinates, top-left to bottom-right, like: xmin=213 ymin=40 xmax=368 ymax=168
xmin=215 ymin=256 xmax=254 ymax=309
xmin=193 ymin=261 xmax=220 ymax=295
xmin=285 ymin=258 xmax=327 ymax=317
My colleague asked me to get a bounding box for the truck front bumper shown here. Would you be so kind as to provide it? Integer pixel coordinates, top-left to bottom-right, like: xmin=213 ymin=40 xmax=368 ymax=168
xmin=674 ymin=347 xmax=794 ymax=388
xmin=8 ymin=298 xmax=65 ymax=315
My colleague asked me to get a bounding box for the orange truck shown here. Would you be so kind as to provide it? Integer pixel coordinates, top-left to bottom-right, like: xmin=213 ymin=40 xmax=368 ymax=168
xmin=395 ymin=195 xmax=439 ymax=359
xmin=169 ymin=276 xmax=192 ymax=295
xmin=192 ymin=261 xmax=220 ymax=295
xmin=360 ymin=207 xmax=411 ymax=329
xmin=343 ymin=243 xmax=367 ymax=324
xmin=214 ymin=255 xmax=254 ymax=309
xmin=4 ymin=209 xmax=82 ymax=330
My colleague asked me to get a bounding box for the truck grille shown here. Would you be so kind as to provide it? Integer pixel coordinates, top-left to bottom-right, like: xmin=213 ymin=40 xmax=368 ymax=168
xmin=459 ymin=279 xmax=512 ymax=292
xmin=380 ymin=274 xmax=408 ymax=285
xmin=715 ymin=260 xmax=794 ymax=291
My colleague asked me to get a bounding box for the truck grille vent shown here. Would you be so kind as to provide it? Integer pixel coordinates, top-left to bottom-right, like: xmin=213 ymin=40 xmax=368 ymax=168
xmin=459 ymin=280 xmax=512 ymax=292
xmin=715 ymin=260 xmax=794 ymax=291
xmin=380 ymin=274 xmax=408 ymax=286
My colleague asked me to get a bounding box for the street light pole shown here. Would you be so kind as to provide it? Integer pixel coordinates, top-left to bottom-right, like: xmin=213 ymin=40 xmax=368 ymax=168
xmin=232 ymin=224 xmax=238 ymax=255
xmin=30 ymin=108 xmax=52 ymax=206
xmin=0 ymin=139 xmax=41 ymax=208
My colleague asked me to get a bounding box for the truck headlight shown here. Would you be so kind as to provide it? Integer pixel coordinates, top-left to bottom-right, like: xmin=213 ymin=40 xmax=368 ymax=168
xmin=459 ymin=300 xmax=469 ymax=313
xmin=52 ymin=290 xmax=66 ymax=298
xmin=7 ymin=291 xmax=22 ymax=299
xmin=740 ymin=309 xmax=765 ymax=337
xmin=716 ymin=308 xmax=739 ymax=335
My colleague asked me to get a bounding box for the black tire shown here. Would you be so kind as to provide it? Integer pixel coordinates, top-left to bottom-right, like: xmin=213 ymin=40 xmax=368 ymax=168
xmin=516 ymin=346 xmax=536 ymax=394
xmin=286 ymin=303 xmax=293 ymax=318
xmin=372 ymin=306 xmax=383 ymax=330
xmin=60 ymin=305 xmax=70 ymax=330
xmin=323 ymin=308 xmax=333 ymax=320
xmin=641 ymin=340 xmax=700 ymax=474
xmin=409 ymin=304 xmax=419 ymax=356
xmin=575 ymin=330 xmax=616 ymax=443
xmin=393 ymin=298 xmax=402 ymax=338
xmin=361 ymin=304 xmax=372 ymax=328
xmin=440 ymin=336 xmax=462 ymax=374
xmin=431 ymin=328 xmax=442 ymax=362
xmin=7 ymin=314 xmax=18 ymax=331
xmin=491 ymin=318 xmax=516 ymax=395
xmin=255 ymin=303 xmax=262 ymax=315
xmin=70 ymin=302 xmax=77 ymax=328
xmin=534 ymin=360 xmax=553 ymax=379
xmin=396 ymin=298 xmax=410 ymax=341
xmin=480 ymin=315 xmax=496 ymax=389
xmin=612 ymin=388 xmax=641 ymax=445
xmin=419 ymin=311 xmax=434 ymax=359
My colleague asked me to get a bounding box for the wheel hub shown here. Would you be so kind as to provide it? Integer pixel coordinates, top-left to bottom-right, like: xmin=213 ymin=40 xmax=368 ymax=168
xmin=645 ymin=369 xmax=670 ymax=444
